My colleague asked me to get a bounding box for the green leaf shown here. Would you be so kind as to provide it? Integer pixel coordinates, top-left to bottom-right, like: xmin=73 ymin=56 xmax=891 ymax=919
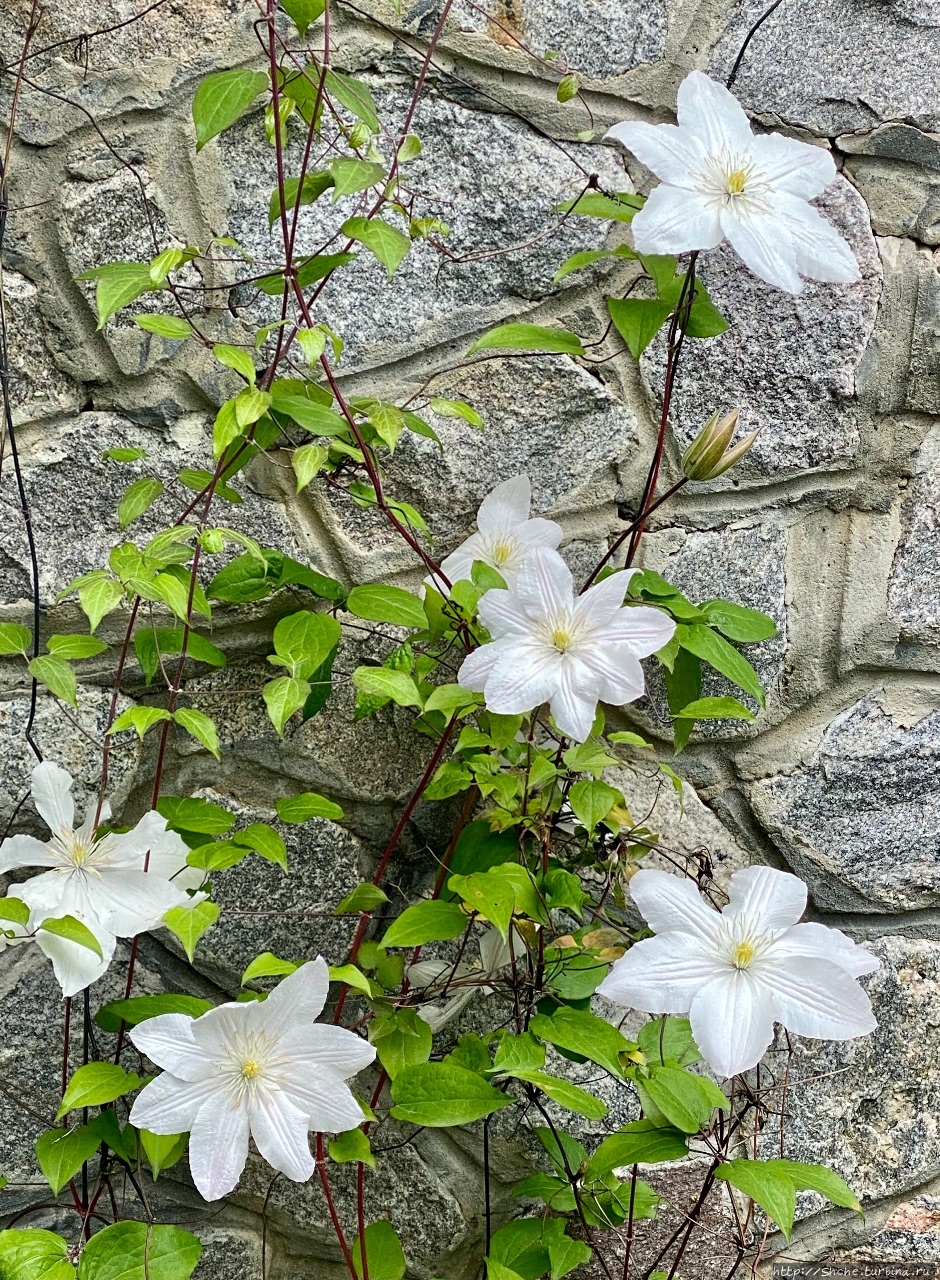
xmin=79 ymin=262 xmax=153 ymax=328
xmin=269 ymin=170 xmax=333 ymax=225
xmin=270 ymin=393 xmax=347 ymax=436
xmin=637 ymin=1016 xmax=701 ymax=1067
xmin=556 ymin=73 xmax=580 ymax=102
xmin=281 ymin=0 xmax=326 ymax=36
xmin=29 ymin=654 xmax=77 ymax=707
xmin=104 ymin=446 xmax=149 ymax=462
xmin=234 ymin=385 xmax=272 ymax=430
xmin=76 ymin=1221 xmax=202 ymax=1279
xmin=276 ymin=791 xmax=344 ymax=822
xmin=242 ymin=952 xmax=298 ymax=983
xmin=342 ymin=216 xmax=410 ymax=277
xmin=324 ymin=70 xmax=381 ymax=132
xmin=390 ymin=1062 xmax=514 ymax=1125
xmin=292 ymin=443 xmax=329 ymax=492
xmin=427 ymin=396 xmax=483 ymax=427
xmin=352 ymin=666 xmax=422 ymax=709
xmin=46 ymin=634 xmax=108 ymax=660
xmin=95 ymin=993 xmax=213 ymax=1034
xmin=371 ymin=1009 xmax=433 ymax=1079
xmin=335 ymin=882 xmax=389 ymax=914
xmin=330 ymin=1127 xmax=374 ymax=1169
xmin=193 ymin=68 xmax=268 ymax=150
xmin=174 ymin=707 xmax=221 ymax=758
xmin=263 ymin=675 xmax=310 ymax=735
xmin=139 ymin=1130 xmax=188 ymax=1180
xmin=109 ymin=705 xmax=172 ymax=740
xmin=57 ymin=1063 xmax=141 ymax=1120
xmin=585 ymin=1119 xmax=688 ymax=1178
xmin=382 ymin=899 xmax=467 ymax=948
xmin=352 ymin=1221 xmax=406 ymax=1280
xmin=772 ymin=1158 xmax=862 ymax=1213
xmin=507 ymin=1069 xmax=606 ymax=1119
xmin=547 ymin=1233 xmax=592 ymax=1280
xmin=568 ymin=778 xmax=618 ymax=835
xmin=232 ymin=822 xmax=288 ymax=871
xmin=78 ymin=574 xmax=124 ymax=633
xmin=0 ymin=897 xmax=30 ymax=925
xmin=674 ymin=622 xmax=765 ymax=707
xmin=35 ymin=1124 xmax=103 ymax=1195
xmin=448 ymin=869 xmax=515 ymax=939
xmin=39 ymin=914 xmax=102 ymax=958
xmin=642 ymin=1066 xmax=727 ymax=1135
xmin=346 ymin=583 xmax=426 ymax=629
xmin=329 ymin=157 xmax=386 ymax=200
xmin=555 ymin=190 xmax=642 ymax=221
xmin=213 ymin=342 xmax=256 ymax=383
xmin=0 ymin=621 xmax=32 ymax=654
xmin=543 ymin=950 xmax=609 ymax=1001
xmin=467 ymin=323 xmax=584 ymax=356
xmin=161 ymin=900 xmax=219 ymax=962
xmin=0 ymin=1229 xmax=75 ymax=1280
xmin=529 ymin=1006 xmax=631 ymax=1077
xmin=135 ymin=314 xmax=192 ymax=339
xmin=608 ymin=296 xmax=673 ymax=359
xmin=700 ymin=599 xmax=777 ymax=642
xmin=673 ymin=695 xmax=754 ymax=720
xmin=157 ymin=795 xmax=235 ymax=834
xmin=329 ymin=962 xmax=373 ymax=995
xmin=272 ymin=609 xmax=341 ymax=677
xmin=492 ymin=1032 xmax=544 ymax=1074
xmin=86 ymin=1111 xmax=137 ymax=1166
xmin=714 ymin=1159 xmax=797 ymax=1239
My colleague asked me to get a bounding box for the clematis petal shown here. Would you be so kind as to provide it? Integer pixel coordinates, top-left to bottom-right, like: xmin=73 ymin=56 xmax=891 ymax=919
xmin=628 ymin=870 xmax=725 ymax=947
xmin=598 ymin=933 xmax=721 ymax=1013
xmin=249 ymin=1092 xmax=315 ymax=1182
xmin=35 ymin=923 xmax=115 ymax=998
xmin=481 ymin=642 xmax=562 ymax=714
xmin=514 ymin=518 xmax=564 ymax=555
xmin=457 ymin=639 xmax=514 ymax=691
xmin=515 ymin=548 xmax=574 ymax=622
xmin=749 ymin=132 xmax=836 ymax=200
xmin=575 ymin=644 xmax=647 ymax=708
xmin=631 ymin=184 xmax=724 ymax=256
xmin=689 ymin=968 xmax=778 ymax=1077
xmin=756 ymin=954 xmax=876 ymax=1040
xmin=772 ymin=922 xmax=880 ymax=978
xmin=129 ymin=1071 xmax=223 ymax=1135
xmin=191 ymin=1004 xmax=251 ymax=1057
xmin=260 ymin=958 xmax=331 ymax=1037
xmin=17 ymin=870 xmax=96 ymax=926
xmin=574 ymin=569 xmax=638 ymax=630
xmin=0 ymin=833 xmax=60 ymax=874
xmin=92 ymin=869 xmax=191 ymax=938
xmin=106 ymin=810 xmax=181 ymax=872
xmin=719 ymin=203 xmax=802 ymax=293
xmin=476 ymin=474 xmax=532 ymax=535
xmin=676 ymin=70 xmax=755 ymax=154
xmin=595 ymin=605 xmax=677 ymax=658
xmin=605 ymin=120 xmax=707 ymax=187
xmin=31 ymin=761 xmax=75 ymax=838
xmin=723 ymin=865 xmax=807 ymax=931
xmin=773 ymin=192 xmax=861 ymax=284
xmin=130 ymin=1014 xmax=216 ymax=1081
xmin=188 ymin=1088 xmax=251 ymax=1201
xmin=280 ymin=1070 xmax=368 ymax=1133
xmin=280 ymin=1024 xmax=376 ymax=1078
xmin=548 ymin=662 xmax=598 ymax=742
xmin=436 ymin=534 xmax=486 ymax=589
xmin=478 ymin=588 xmax=534 ymax=638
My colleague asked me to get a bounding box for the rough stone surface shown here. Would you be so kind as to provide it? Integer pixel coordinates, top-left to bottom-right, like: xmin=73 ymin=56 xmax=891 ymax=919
xmin=847 ymin=156 xmax=940 ymax=245
xmin=710 ymin=0 xmax=940 ymax=135
xmin=750 ymin=690 xmax=940 ymax=912
xmin=643 ymin=178 xmax=882 ymax=479
xmin=835 ymin=1196 xmax=940 ymax=1263
xmin=888 ymin=424 xmax=940 ymax=641
xmin=1 ymin=270 xmax=82 ymax=426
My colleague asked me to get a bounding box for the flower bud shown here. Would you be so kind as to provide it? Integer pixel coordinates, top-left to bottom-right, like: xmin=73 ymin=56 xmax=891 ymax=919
xmin=681 ymin=409 xmax=757 ymax=481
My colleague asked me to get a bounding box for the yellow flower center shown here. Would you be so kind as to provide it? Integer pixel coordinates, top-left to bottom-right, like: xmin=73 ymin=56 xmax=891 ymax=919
xmin=240 ymin=1059 xmax=261 ymax=1080
xmin=725 ymin=169 xmax=748 ymax=195
xmin=552 ymin=628 xmax=572 ymax=652
xmin=491 ymin=539 xmax=513 ymax=567
xmin=731 ymin=940 xmax=756 ymax=969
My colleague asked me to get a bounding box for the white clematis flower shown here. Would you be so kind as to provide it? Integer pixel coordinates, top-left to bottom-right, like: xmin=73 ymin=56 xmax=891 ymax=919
xmin=408 ymin=925 xmax=526 ymax=1031
xmin=429 ymin=475 xmax=563 ymax=592
xmin=598 ymin=865 xmax=879 ymax=1077
xmin=0 ymin=761 xmax=201 ymax=997
xmin=457 ymin=547 xmax=676 ymax=741
xmin=129 ymin=959 xmax=375 ymax=1201
xmin=606 ymin=70 xmax=860 ymax=294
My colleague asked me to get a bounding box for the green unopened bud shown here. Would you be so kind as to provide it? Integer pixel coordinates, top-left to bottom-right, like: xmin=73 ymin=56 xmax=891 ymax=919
xmin=681 ymin=409 xmax=757 ymax=481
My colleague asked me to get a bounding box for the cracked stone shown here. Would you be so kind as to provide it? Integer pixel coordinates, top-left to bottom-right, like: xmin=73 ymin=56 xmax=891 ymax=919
xmin=0 ymin=271 xmax=82 ymax=426
xmin=888 ymin=424 xmax=940 ymax=641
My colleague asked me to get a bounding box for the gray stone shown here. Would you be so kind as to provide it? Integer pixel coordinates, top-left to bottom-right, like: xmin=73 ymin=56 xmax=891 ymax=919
xmin=447 ymin=0 xmax=668 ymax=81
xmin=1 ymin=271 xmax=82 ymax=426
xmin=889 ymin=424 xmax=940 ymax=642
xmin=857 ymin=237 xmax=940 ymax=415
xmin=835 ymin=1197 xmax=940 ymax=1263
xmin=217 ymin=84 xmax=626 ymax=366
xmin=710 ymin=0 xmax=940 ymax=135
xmin=846 ymin=156 xmax=940 ymax=244
xmin=757 ymin=936 xmax=940 ymax=1205
xmin=192 ymin=1227 xmax=266 ymax=1279
xmin=643 ymin=177 xmax=882 ymax=480
xmin=839 ymin=123 xmax=940 ymax=170
xmin=749 ymin=689 xmax=940 ymax=912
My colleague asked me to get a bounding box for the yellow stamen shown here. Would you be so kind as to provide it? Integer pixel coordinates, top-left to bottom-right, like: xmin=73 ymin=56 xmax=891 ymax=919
xmin=491 ymin=540 xmax=513 ymax=566
xmin=552 ymin=628 xmax=571 ymax=652
xmin=726 ymin=169 xmax=748 ymax=195
xmin=240 ymin=1059 xmax=261 ymax=1080
xmin=732 ymin=941 xmax=755 ymax=969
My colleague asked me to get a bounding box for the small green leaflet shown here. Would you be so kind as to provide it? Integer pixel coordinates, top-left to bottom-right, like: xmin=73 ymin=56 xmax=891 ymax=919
xmin=389 ymin=1062 xmax=514 ymax=1126
xmin=39 ymin=914 xmax=101 ymax=956
xmin=140 ymin=1130 xmax=189 ymax=1180
xmin=57 ymin=1063 xmax=142 ymax=1120
xmin=213 ymin=342 xmax=256 ymax=383
xmin=584 ymin=1120 xmax=689 ymax=1178
xmin=334 ymin=882 xmax=389 ymax=914
xmin=232 ymin=823 xmax=288 ymax=871
xmin=174 ymin=707 xmax=221 ymax=758
xmin=292 ymin=442 xmax=329 ymax=491
xmin=242 ymin=952 xmax=298 ymax=983
xmin=467 ymin=323 xmax=585 ymax=356
xmin=269 ymin=171 xmax=333 ymax=226
xmin=0 ymin=1229 xmax=74 ymax=1280
xmin=109 ymin=706 xmax=172 ymax=741
xmin=118 ymin=478 xmax=164 ymax=530
xmin=276 ymin=791 xmax=344 ymax=822
xmin=0 ymin=622 xmax=32 ymax=654
xmin=329 ymin=157 xmax=386 ymax=201
xmin=281 ymin=0 xmax=326 ymax=36
xmin=382 ymin=899 xmax=467 ymax=948
xmin=715 ymin=1158 xmax=862 ymax=1240
xmin=555 ymin=190 xmax=642 ymax=221
xmin=506 ymin=1069 xmax=607 ymax=1119
xmin=76 ymin=1220 xmax=202 ymax=1279
xmin=162 ymin=900 xmax=220 ymax=962
xmin=324 ymin=70 xmax=381 ymax=133
xmin=352 ymin=1220 xmax=407 ymax=1280
xmin=136 ymin=314 xmax=192 ymax=339
xmin=95 ymin=993 xmax=213 ymax=1033
xmin=352 ymin=666 xmax=423 ymax=709
xmin=673 ymin=696 xmax=754 ymax=720
xmin=193 ymin=68 xmax=268 ymax=150
xmin=370 ymin=1009 xmax=433 ymax=1079
xmin=157 ymin=795 xmax=235 ymax=834
xmin=330 ymin=1127 xmax=374 ymax=1169
xmin=46 ymin=634 xmax=108 ymax=660
xmin=529 ymin=1006 xmax=632 ymax=1077
xmin=28 ymin=654 xmax=75 ymax=708
xmin=36 ymin=1125 xmax=104 ymax=1195
xmin=674 ymin=622 xmax=765 ymax=707
xmin=342 ymin=216 xmax=411 ymax=277
xmin=608 ymin=296 xmax=673 ymax=360
xmin=79 ymin=262 xmax=153 ymax=328
xmin=568 ymin=778 xmax=619 ymax=835
xmin=346 ymin=583 xmax=426 ymax=629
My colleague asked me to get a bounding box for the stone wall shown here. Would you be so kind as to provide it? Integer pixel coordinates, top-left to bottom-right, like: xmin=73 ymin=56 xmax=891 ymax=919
xmin=1 ymin=0 xmax=940 ymax=1275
